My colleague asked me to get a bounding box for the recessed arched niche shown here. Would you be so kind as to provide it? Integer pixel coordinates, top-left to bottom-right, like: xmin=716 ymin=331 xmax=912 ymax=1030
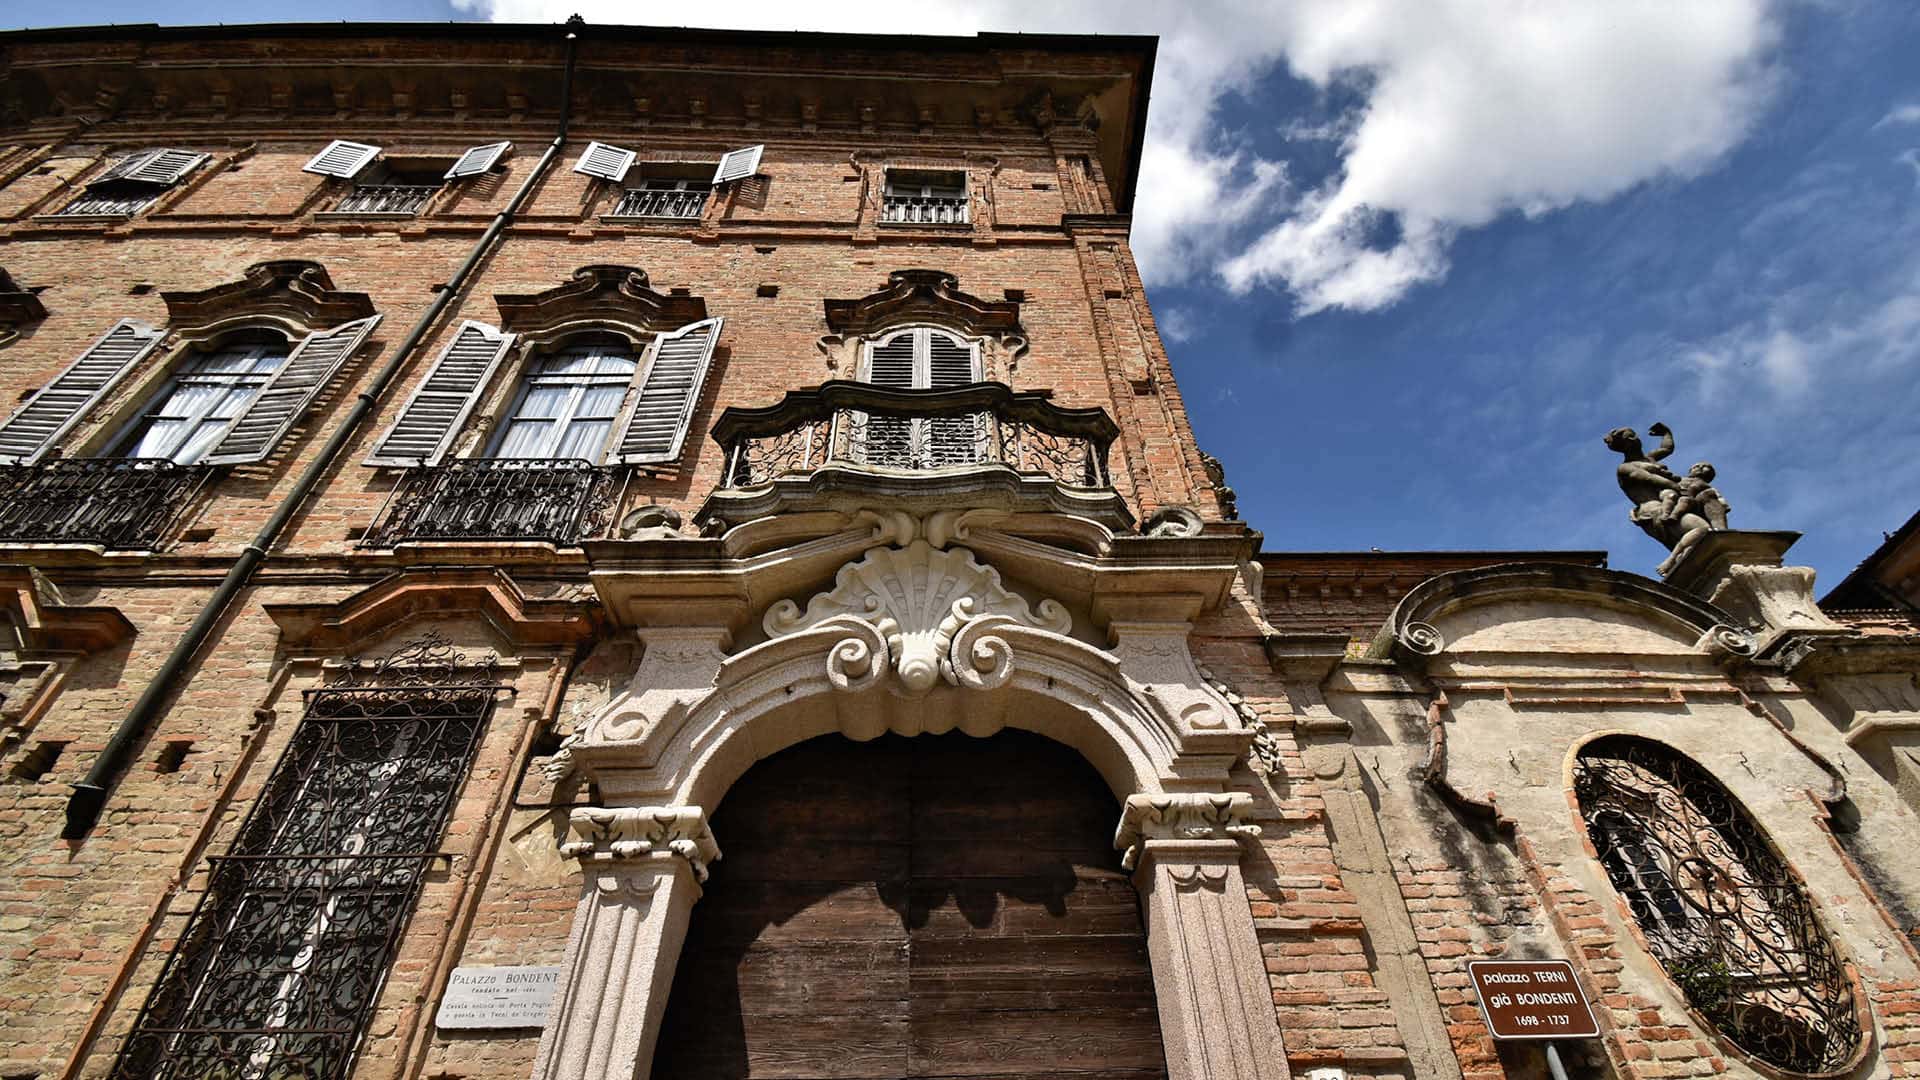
xmin=1572 ymin=735 xmax=1866 ymax=1075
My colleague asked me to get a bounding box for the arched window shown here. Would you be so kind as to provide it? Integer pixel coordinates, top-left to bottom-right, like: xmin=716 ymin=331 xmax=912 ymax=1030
xmin=489 ymin=334 xmax=638 ymax=462
xmin=1573 ymin=736 xmax=1862 ymax=1074
xmin=113 ymin=334 xmax=291 ymax=464
xmin=858 ymin=326 xmax=981 ymax=468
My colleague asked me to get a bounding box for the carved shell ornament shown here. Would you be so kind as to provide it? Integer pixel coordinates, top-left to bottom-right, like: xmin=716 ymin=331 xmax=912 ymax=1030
xmin=763 ymin=540 xmax=1072 ymax=696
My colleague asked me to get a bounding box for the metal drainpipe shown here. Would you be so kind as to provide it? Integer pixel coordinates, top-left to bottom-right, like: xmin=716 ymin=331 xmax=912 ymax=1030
xmin=61 ymin=19 xmax=586 ymax=840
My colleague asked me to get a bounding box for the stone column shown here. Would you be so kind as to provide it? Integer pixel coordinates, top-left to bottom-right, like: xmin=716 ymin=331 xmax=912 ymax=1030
xmin=1117 ymin=793 xmax=1291 ymax=1080
xmin=529 ymin=806 xmax=719 ymax=1080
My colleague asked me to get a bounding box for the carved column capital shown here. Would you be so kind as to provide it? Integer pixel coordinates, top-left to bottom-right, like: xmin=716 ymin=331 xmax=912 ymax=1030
xmin=560 ymin=805 xmax=721 ymax=882
xmin=1114 ymin=792 xmax=1260 ymax=870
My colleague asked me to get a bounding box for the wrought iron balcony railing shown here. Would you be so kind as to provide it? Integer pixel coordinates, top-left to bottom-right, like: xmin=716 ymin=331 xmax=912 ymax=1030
xmin=610 ymin=187 xmax=709 ymax=219
xmin=55 ymin=189 xmax=157 ymax=217
xmin=880 ymin=194 xmax=970 ymax=225
xmin=361 ymin=458 xmax=619 ymax=548
xmin=334 ymin=184 xmax=439 ymax=216
xmin=0 ymin=458 xmax=211 ymax=549
xmin=712 ymin=381 xmax=1117 ymax=490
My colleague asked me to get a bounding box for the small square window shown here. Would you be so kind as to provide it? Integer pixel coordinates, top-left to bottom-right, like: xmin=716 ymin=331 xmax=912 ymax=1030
xmin=333 ymin=159 xmax=448 ymax=216
xmin=881 ymin=169 xmax=969 ymax=225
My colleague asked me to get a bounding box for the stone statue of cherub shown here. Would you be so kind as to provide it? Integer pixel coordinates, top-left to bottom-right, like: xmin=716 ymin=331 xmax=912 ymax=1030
xmin=1603 ymin=422 xmax=1732 ymax=577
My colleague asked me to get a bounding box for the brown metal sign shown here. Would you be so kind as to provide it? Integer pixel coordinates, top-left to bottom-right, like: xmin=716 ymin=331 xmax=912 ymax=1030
xmin=1468 ymin=960 xmax=1600 ymax=1040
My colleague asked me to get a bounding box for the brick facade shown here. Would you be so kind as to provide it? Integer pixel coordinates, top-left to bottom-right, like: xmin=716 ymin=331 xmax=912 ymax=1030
xmin=1 ymin=20 xmax=1918 ymax=1080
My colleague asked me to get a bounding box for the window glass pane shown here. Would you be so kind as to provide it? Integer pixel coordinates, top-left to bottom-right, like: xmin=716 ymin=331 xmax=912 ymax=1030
xmin=514 ymin=386 xmax=571 ymax=420
xmin=575 ymin=385 xmax=627 ymax=420
xmin=495 ymin=419 xmax=553 ymax=459
xmin=173 ymin=420 xmax=231 ymax=466
xmin=126 ymin=419 xmax=187 ymax=459
xmin=553 ymin=420 xmax=612 ymax=462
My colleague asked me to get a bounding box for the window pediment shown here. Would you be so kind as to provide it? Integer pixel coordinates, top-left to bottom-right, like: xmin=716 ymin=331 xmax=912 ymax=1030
xmin=823 ymin=269 xmax=1022 ymax=340
xmin=493 ymin=265 xmax=708 ymax=346
xmin=161 ymin=259 xmax=376 ymax=338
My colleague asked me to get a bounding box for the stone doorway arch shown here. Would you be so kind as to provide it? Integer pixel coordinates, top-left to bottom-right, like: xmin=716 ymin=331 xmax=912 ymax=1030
xmin=530 ymin=539 xmax=1289 ymax=1080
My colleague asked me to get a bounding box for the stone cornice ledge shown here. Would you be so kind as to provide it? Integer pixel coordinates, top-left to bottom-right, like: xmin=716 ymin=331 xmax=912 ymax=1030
xmin=1114 ymin=792 xmax=1260 ymax=870
xmin=559 ymin=806 xmax=721 ymax=882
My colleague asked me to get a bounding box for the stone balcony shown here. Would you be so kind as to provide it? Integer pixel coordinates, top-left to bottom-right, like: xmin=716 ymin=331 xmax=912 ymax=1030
xmin=699 ymin=381 xmax=1131 ymax=532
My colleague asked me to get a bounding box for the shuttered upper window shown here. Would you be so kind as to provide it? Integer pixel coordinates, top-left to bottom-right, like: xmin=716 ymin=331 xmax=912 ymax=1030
xmin=56 ymin=148 xmax=208 ymax=218
xmin=858 ymin=327 xmax=981 ymax=468
xmin=112 ymin=339 xmax=290 ymax=464
xmin=490 ymin=339 xmax=638 ymax=462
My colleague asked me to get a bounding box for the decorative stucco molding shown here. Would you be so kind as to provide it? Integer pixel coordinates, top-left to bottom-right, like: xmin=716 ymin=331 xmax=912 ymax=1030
xmin=1113 ymin=792 xmax=1261 ymax=870
xmin=822 ymin=268 xmax=1022 ymax=338
xmin=494 ymin=265 xmax=708 ymax=342
xmin=559 ymin=805 xmax=721 ymax=882
xmin=162 ymin=259 xmax=375 ymax=336
xmin=762 ymin=540 xmax=1072 ymax=695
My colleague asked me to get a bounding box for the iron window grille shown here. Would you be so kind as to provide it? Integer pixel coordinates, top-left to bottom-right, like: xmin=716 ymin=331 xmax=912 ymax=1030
xmin=110 ymin=667 xmax=497 ymax=1080
xmin=0 ymin=457 xmax=211 ymax=548
xmin=611 ymin=179 xmax=711 ymax=220
xmin=1574 ymin=736 xmax=1862 ymax=1074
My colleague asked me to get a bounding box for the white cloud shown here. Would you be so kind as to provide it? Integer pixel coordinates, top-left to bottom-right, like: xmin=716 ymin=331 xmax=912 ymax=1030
xmin=454 ymin=0 xmax=1779 ymax=316
xmin=1875 ymin=103 xmax=1920 ymax=128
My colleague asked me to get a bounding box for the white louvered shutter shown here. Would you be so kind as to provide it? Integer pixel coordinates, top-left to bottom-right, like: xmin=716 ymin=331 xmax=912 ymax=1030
xmin=303 ymin=140 xmax=382 ymax=179
xmin=98 ymin=148 xmax=207 ymax=187
xmin=445 ymin=141 xmax=511 ymax=180
xmin=608 ymin=317 xmax=722 ymax=465
xmin=861 ymin=331 xmax=917 ymax=468
xmin=365 ymin=321 xmax=513 ymax=466
xmin=0 ymin=320 xmax=164 ymax=465
xmin=202 ymin=315 xmax=381 ymax=465
xmin=573 ymin=141 xmax=637 ymax=183
xmin=711 ymin=145 xmax=764 ymax=186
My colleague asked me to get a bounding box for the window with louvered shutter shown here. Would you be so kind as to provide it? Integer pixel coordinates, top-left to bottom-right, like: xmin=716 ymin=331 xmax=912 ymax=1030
xmin=200 ymin=316 xmax=380 ymax=466
xmin=607 ymin=318 xmax=722 ymax=465
xmin=573 ymin=142 xmax=637 ymax=183
xmin=0 ymin=320 xmax=165 ymax=464
xmin=857 ymin=327 xmax=982 ymax=468
xmin=365 ymin=321 xmax=514 ymax=466
xmin=303 ymin=140 xmax=382 ymax=179
xmin=711 ymin=145 xmax=763 ymax=186
xmin=445 ymin=142 xmax=511 ymax=180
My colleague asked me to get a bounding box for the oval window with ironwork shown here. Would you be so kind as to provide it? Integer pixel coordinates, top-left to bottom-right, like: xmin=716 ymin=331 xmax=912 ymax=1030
xmin=1573 ymin=735 xmax=1863 ymax=1074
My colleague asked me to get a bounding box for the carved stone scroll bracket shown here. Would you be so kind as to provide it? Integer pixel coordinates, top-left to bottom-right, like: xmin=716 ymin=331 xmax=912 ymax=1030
xmin=1708 ymin=564 xmax=1847 ymax=655
xmin=586 ymin=628 xmax=729 ymax=745
xmin=558 ymin=805 xmax=721 ymax=881
xmin=1108 ymin=622 xmax=1251 ymax=752
xmin=161 ymin=259 xmax=375 ymax=338
xmin=762 ymin=541 xmax=1072 ymax=697
xmin=1113 ymin=791 xmax=1261 ymax=872
xmin=532 ymin=805 xmax=715 ymax=1080
xmin=1122 ymin=794 xmax=1289 ymax=1080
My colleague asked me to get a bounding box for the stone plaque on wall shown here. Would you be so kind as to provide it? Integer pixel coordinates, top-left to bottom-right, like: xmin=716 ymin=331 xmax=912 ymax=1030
xmin=436 ymin=966 xmax=563 ymax=1029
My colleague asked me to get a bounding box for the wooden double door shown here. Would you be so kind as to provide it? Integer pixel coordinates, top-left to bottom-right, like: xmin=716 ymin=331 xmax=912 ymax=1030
xmin=653 ymin=729 xmax=1169 ymax=1080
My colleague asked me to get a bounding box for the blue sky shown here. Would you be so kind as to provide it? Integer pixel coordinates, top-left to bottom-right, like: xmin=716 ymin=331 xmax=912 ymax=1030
xmin=11 ymin=1 xmax=1919 ymax=588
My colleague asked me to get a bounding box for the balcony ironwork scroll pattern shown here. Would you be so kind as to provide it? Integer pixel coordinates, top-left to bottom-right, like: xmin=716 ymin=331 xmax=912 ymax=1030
xmin=714 ymin=382 xmax=1116 ymax=491
xmin=334 ymin=185 xmax=438 ymax=215
xmin=610 ymin=187 xmax=708 ymax=219
xmin=880 ymin=194 xmax=969 ymax=225
xmin=0 ymin=459 xmax=210 ymax=549
xmin=361 ymin=458 xmax=618 ymax=548
xmin=1574 ymin=736 xmax=1861 ymax=1075
xmin=110 ymin=681 xmax=495 ymax=1080
xmin=56 ymin=189 xmax=156 ymax=217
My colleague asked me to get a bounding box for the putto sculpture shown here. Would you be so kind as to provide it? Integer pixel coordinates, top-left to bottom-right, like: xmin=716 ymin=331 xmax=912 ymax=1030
xmin=1603 ymin=422 xmax=1732 ymax=577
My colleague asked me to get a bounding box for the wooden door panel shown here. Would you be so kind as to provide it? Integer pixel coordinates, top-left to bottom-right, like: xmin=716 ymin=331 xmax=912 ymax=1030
xmin=651 ymin=730 xmax=1169 ymax=1080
